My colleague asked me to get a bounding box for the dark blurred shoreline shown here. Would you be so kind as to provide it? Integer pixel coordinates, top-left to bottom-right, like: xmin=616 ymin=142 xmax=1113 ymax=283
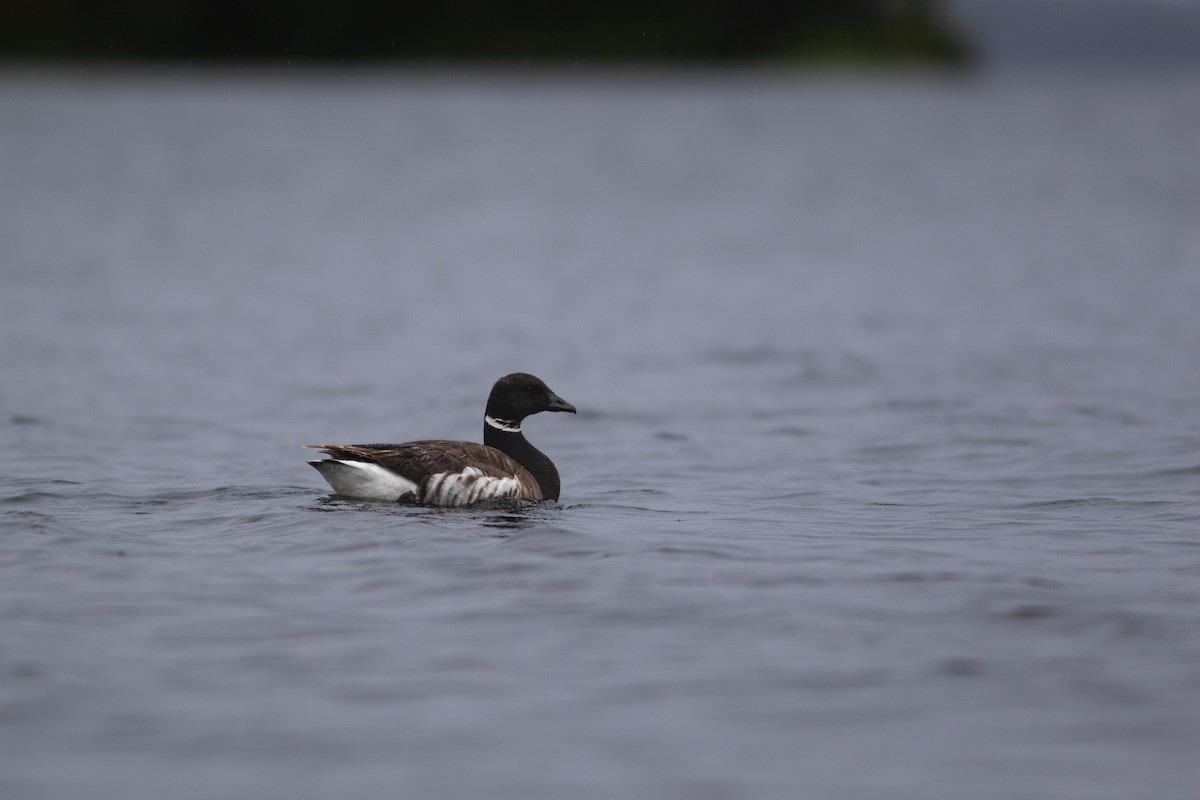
xmin=2 ymin=1 xmax=970 ymax=66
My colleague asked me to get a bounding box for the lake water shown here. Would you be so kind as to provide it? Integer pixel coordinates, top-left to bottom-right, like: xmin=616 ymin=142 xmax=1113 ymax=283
xmin=1 ymin=67 xmax=1198 ymax=800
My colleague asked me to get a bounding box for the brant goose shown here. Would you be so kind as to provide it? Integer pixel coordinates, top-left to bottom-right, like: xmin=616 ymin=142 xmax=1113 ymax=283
xmin=306 ymin=373 xmax=575 ymax=505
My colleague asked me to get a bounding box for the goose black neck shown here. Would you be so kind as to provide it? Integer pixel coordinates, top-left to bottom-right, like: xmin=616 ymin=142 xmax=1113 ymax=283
xmin=484 ymin=424 xmax=561 ymax=501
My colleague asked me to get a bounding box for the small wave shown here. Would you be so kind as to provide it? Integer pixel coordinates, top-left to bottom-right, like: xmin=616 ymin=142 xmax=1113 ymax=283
xmin=764 ymin=426 xmax=814 ymax=437
xmin=879 ymin=397 xmax=969 ymax=412
xmin=1140 ymin=463 xmax=1200 ymax=479
xmin=698 ymin=345 xmax=877 ymax=385
xmin=937 ymin=656 xmax=988 ymax=677
xmin=1011 ymin=497 xmax=1174 ymax=511
xmin=583 ymin=487 xmax=671 ymax=497
xmin=644 ymin=543 xmax=760 ymax=561
xmin=1 ymin=489 xmax=79 ymax=504
xmin=1011 ymin=497 xmax=1120 ymax=510
xmin=877 ymin=570 xmax=960 ymax=583
xmin=500 ymin=526 xmax=614 ymax=557
xmin=1064 ymin=404 xmax=1146 ymax=425
xmin=701 ymin=343 xmax=786 ymax=365
xmin=0 ymin=509 xmax=92 ymax=542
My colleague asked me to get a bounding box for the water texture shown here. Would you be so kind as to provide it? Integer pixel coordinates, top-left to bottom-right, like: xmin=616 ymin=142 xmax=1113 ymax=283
xmin=1 ymin=69 xmax=1198 ymax=799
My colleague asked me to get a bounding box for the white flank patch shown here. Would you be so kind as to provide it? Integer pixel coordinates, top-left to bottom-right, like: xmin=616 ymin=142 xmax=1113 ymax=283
xmin=311 ymin=460 xmax=417 ymax=501
xmin=485 ymin=415 xmax=521 ymax=433
xmin=424 ymin=466 xmax=520 ymax=506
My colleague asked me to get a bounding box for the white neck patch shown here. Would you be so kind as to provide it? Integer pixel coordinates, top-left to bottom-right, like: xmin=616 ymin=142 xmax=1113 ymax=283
xmin=485 ymin=415 xmax=521 ymax=433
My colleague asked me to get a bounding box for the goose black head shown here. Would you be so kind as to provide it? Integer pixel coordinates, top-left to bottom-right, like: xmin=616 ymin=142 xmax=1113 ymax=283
xmin=486 ymin=373 xmax=576 ymax=426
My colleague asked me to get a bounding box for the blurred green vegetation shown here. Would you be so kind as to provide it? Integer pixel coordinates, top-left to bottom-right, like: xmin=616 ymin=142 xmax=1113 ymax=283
xmin=3 ymin=0 xmax=970 ymax=65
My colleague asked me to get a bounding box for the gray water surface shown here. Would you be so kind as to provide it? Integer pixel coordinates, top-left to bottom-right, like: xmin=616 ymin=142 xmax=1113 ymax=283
xmin=2 ymin=69 xmax=1198 ymax=799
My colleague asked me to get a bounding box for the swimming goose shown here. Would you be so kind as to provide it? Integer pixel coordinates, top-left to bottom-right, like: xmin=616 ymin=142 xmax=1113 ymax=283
xmin=306 ymin=373 xmax=575 ymax=505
